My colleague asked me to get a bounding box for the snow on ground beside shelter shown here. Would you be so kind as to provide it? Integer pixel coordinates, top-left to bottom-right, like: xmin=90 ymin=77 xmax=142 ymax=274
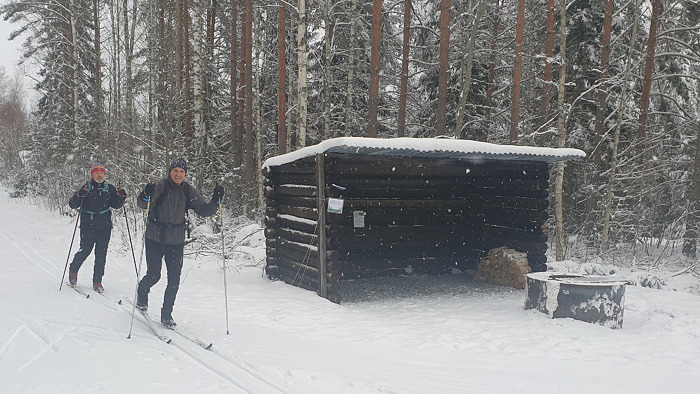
xmin=1 ymin=190 xmax=699 ymax=393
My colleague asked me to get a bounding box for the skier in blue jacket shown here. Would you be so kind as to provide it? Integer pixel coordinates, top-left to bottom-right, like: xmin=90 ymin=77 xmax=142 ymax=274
xmin=68 ymin=163 xmax=126 ymax=292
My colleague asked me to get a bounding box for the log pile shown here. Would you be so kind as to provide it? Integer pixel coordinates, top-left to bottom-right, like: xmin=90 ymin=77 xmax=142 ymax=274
xmin=475 ymin=247 xmax=532 ymax=289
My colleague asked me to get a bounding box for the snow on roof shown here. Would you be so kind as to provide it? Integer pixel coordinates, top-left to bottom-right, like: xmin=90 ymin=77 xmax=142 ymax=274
xmin=262 ymin=137 xmax=586 ymax=169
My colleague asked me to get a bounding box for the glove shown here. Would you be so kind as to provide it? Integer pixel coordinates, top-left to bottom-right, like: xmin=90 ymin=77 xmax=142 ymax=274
xmin=212 ymin=184 xmax=225 ymax=203
xmin=77 ymin=184 xmax=89 ymax=198
xmin=117 ymin=188 xmax=127 ymax=199
xmin=143 ymin=182 xmax=155 ymax=198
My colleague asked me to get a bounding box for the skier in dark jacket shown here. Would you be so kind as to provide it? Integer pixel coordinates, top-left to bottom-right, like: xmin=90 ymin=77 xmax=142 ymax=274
xmin=68 ymin=163 xmax=126 ymax=292
xmin=136 ymin=158 xmax=224 ymax=328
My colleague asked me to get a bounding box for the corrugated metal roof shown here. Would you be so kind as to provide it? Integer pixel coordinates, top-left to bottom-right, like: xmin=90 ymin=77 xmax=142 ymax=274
xmin=263 ymin=137 xmax=586 ymax=168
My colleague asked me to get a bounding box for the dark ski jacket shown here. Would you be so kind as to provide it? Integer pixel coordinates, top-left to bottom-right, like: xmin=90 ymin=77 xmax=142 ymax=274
xmin=138 ymin=178 xmax=218 ymax=245
xmin=69 ymin=180 xmax=124 ymax=230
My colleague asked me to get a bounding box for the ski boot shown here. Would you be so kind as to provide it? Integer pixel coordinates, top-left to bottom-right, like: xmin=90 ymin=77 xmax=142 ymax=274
xmin=161 ymin=309 xmax=177 ymax=329
xmin=68 ymin=272 xmax=78 ymax=287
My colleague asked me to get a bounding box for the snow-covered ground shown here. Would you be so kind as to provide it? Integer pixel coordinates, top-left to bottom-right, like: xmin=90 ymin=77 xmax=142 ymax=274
xmin=1 ymin=191 xmax=699 ymax=393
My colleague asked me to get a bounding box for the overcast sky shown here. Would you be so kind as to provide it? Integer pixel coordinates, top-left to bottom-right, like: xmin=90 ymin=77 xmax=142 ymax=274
xmin=1 ymin=3 xmax=38 ymax=106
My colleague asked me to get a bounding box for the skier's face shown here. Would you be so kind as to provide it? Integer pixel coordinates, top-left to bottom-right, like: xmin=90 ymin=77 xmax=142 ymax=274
xmin=91 ymin=170 xmax=105 ymax=183
xmin=170 ymin=167 xmax=186 ymax=185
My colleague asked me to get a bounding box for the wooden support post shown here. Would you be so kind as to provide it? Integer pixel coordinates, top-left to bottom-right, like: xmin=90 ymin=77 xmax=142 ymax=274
xmin=316 ymin=153 xmax=328 ymax=298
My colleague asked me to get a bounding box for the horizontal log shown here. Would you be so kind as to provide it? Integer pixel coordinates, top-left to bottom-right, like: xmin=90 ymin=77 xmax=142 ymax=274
xmin=329 ymin=176 xmax=549 ymax=193
xmin=326 ymin=155 xmax=550 ymax=179
xmin=338 ymin=196 xmax=544 ymax=209
xmin=274 ymin=244 xmax=339 ymax=266
xmin=264 ymin=227 xmax=277 ymax=238
xmin=267 ymin=262 xmax=341 ymax=292
xmin=268 ymin=157 xmax=317 ymax=174
xmin=265 ymin=207 xmax=278 ymax=217
xmin=278 ymin=226 xmax=318 ymax=245
xmin=271 ymin=255 xmax=342 ymax=281
xmin=324 ymin=184 xmax=549 ymax=200
xmin=277 ymin=214 xmax=317 ymax=234
xmin=278 ymin=204 xmax=318 ymax=221
xmin=275 ymin=195 xmax=318 ymax=208
xmin=276 ymin=237 xmax=338 ymax=262
xmin=268 ymin=270 xmax=342 ymax=304
xmin=275 ymin=184 xmax=317 ymax=197
xmin=268 ymin=172 xmax=317 ymax=186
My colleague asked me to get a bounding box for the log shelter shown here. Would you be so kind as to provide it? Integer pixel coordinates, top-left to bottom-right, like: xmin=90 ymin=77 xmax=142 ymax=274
xmin=262 ymin=137 xmax=585 ymax=303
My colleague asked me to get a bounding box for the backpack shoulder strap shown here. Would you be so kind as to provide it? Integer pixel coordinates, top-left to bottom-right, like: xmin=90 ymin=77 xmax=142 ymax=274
xmin=182 ymin=182 xmax=192 ymax=211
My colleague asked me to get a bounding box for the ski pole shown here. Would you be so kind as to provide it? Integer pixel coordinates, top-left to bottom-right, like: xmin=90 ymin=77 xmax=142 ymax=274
xmin=120 ymin=183 xmax=139 ymax=277
xmin=218 ymin=182 xmax=230 ymax=335
xmin=60 ymin=185 xmax=87 ymax=291
xmin=128 ymin=184 xmax=152 ymax=339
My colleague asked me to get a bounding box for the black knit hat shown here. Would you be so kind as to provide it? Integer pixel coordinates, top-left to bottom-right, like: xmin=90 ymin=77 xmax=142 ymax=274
xmin=169 ymin=158 xmax=187 ymax=174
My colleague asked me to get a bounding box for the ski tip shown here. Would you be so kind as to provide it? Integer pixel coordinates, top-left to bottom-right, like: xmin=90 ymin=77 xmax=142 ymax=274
xmin=205 ymin=343 xmax=213 ymax=350
xmin=118 ymin=299 xmax=122 ymax=305
xmin=166 ymin=338 xmax=173 ymax=344
xmin=86 ymin=294 xmax=90 ymax=299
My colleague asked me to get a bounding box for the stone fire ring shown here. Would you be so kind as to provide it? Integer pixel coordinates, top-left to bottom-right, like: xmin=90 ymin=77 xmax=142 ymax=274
xmin=525 ymin=272 xmax=628 ymax=329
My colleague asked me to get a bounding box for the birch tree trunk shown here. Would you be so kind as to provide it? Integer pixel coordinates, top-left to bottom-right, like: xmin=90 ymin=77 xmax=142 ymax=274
xmin=435 ymin=0 xmax=450 ymax=136
xmin=367 ymin=0 xmax=382 ymax=138
xmin=397 ymin=0 xmax=411 ymax=138
xmin=601 ymin=0 xmax=641 ymax=252
xmin=454 ymin=0 xmax=483 ymax=139
xmin=510 ymin=0 xmax=525 ymax=143
xmin=554 ymin=0 xmax=567 ymax=261
xmin=192 ymin=0 xmax=206 ymax=162
xmin=539 ymin=0 xmax=555 ymax=126
xmin=287 ymin=43 xmax=295 ymax=152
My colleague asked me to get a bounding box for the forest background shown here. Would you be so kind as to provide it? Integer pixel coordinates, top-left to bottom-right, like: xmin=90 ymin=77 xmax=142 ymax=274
xmin=0 ymin=0 xmax=699 ymax=272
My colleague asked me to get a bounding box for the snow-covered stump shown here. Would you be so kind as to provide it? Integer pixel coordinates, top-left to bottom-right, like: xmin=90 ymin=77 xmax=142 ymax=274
xmin=525 ymin=272 xmax=627 ymax=329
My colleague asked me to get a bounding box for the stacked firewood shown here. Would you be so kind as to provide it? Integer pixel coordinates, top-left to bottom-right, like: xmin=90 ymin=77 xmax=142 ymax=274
xmin=475 ymin=247 xmax=531 ymax=289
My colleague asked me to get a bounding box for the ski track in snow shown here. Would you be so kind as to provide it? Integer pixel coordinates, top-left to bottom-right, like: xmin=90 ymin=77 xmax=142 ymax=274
xmin=2 ymin=191 xmax=700 ymax=393
xmin=0 ymin=209 xmax=289 ymax=393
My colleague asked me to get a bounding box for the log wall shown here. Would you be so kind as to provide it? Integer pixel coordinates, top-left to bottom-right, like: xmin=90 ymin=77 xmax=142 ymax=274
xmin=264 ymin=153 xmax=551 ymax=303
